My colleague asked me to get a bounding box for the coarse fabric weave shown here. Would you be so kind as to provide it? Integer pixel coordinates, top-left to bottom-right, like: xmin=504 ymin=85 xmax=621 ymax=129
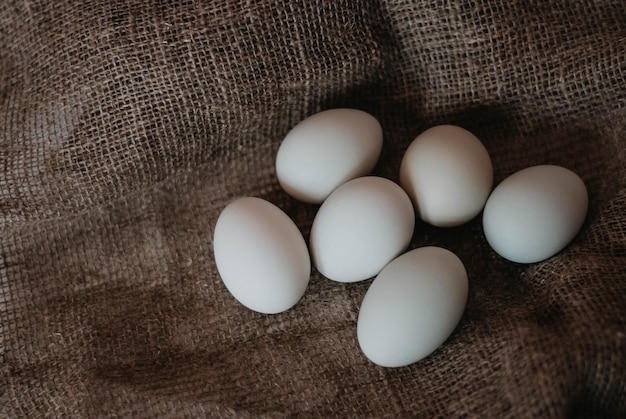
xmin=1 ymin=1 xmax=625 ymax=417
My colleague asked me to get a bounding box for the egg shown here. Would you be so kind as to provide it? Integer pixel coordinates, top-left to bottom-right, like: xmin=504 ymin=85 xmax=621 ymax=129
xmin=309 ymin=176 xmax=415 ymax=283
xmin=399 ymin=125 xmax=493 ymax=227
xmin=275 ymin=108 xmax=383 ymax=203
xmin=482 ymin=165 xmax=588 ymax=264
xmin=213 ymin=197 xmax=310 ymax=314
xmin=357 ymin=246 xmax=468 ymax=368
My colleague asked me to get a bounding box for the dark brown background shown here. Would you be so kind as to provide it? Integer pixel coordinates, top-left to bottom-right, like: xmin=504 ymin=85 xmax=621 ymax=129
xmin=1 ymin=1 xmax=625 ymax=417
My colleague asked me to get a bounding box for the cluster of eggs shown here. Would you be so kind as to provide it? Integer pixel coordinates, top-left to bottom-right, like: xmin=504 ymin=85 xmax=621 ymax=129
xmin=213 ymin=109 xmax=588 ymax=368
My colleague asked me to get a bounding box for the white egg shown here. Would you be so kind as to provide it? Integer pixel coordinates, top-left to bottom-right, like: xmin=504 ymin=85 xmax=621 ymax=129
xmin=275 ymin=108 xmax=383 ymax=204
xmin=357 ymin=247 xmax=468 ymax=368
xmin=482 ymin=165 xmax=588 ymax=264
xmin=399 ymin=125 xmax=493 ymax=227
xmin=309 ymin=176 xmax=415 ymax=283
xmin=213 ymin=197 xmax=310 ymax=314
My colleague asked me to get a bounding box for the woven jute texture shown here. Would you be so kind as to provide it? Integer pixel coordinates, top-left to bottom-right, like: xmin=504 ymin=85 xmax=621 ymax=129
xmin=1 ymin=1 xmax=625 ymax=417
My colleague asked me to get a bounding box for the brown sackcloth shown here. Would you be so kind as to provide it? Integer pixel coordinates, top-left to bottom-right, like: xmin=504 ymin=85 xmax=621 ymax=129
xmin=1 ymin=1 xmax=625 ymax=417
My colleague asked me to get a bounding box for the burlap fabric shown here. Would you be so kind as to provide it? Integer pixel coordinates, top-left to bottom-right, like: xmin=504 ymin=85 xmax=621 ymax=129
xmin=1 ymin=1 xmax=625 ymax=417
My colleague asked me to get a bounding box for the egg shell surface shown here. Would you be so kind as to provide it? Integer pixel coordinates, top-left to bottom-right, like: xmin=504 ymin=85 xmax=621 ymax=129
xmin=482 ymin=165 xmax=588 ymax=264
xmin=357 ymin=246 xmax=468 ymax=368
xmin=276 ymin=108 xmax=383 ymax=203
xmin=309 ymin=176 xmax=415 ymax=283
xmin=213 ymin=197 xmax=310 ymax=314
xmin=399 ymin=125 xmax=493 ymax=227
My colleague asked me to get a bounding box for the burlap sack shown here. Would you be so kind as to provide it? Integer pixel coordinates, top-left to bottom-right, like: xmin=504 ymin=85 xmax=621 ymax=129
xmin=1 ymin=1 xmax=625 ymax=417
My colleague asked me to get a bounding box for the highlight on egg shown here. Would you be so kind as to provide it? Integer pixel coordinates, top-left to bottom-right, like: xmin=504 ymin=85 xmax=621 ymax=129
xmin=275 ymin=108 xmax=383 ymax=204
xmin=357 ymin=246 xmax=468 ymax=368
